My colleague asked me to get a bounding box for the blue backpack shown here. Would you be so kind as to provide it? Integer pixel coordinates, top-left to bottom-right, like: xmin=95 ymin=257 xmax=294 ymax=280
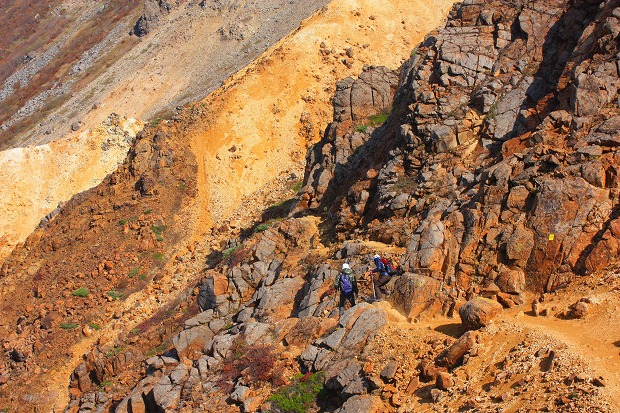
xmin=340 ymin=273 xmax=353 ymax=294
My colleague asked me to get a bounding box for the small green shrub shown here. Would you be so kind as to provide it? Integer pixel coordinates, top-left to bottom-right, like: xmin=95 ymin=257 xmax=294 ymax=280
xmin=178 ymin=182 xmax=187 ymax=190
xmin=368 ymin=112 xmax=389 ymax=125
xmin=222 ymin=246 xmax=240 ymax=260
xmin=99 ymin=380 xmax=112 ymax=390
xmin=255 ymin=223 xmax=269 ymax=233
xmin=72 ymin=287 xmax=90 ymax=297
xmin=144 ymin=209 xmax=152 ymax=214
xmin=152 ymin=252 xmax=164 ymax=261
xmin=89 ymin=323 xmax=102 ymax=331
xmin=151 ymin=118 xmax=162 ymax=127
xmin=146 ymin=343 xmax=166 ymax=357
xmin=106 ymin=290 xmax=124 ymax=300
xmin=60 ymin=322 xmax=79 ymax=330
xmin=487 ymin=100 xmax=499 ymax=120
xmin=117 ymin=219 xmax=127 ymax=226
xmin=151 ymin=225 xmax=167 ymax=241
xmin=105 ymin=346 xmax=123 ymax=358
xmin=355 ymin=112 xmax=389 ymax=133
xmin=292 ymin=180 xmax=303 ymax=192
xmin=268 ymin=372 xmax=325 ymax=413
xmin=128 ymin=266 xmax=141 ymax=278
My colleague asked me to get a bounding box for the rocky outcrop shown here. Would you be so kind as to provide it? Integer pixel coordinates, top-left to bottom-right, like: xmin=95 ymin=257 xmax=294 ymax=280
xmin=300 ymin=0 xmax=620 ymax=300
xmin=17 ymin=1 xmax=620 ymax=412
xmin=132 ymin=0 xmax=174 ymax=37
xmin=297 ymin=65 xmax=400 ymax=215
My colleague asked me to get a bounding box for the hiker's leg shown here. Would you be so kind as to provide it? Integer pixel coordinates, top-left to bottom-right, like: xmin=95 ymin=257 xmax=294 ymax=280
xmin=339 ymin=292 xmax=346 ymax=316
xmin=373 ymin=276 xmax=383 ymax=299
xmin=377 ymin=275 xmax=391 ymax=297
xmin=346 ymin=293 xmax=355 ymax=308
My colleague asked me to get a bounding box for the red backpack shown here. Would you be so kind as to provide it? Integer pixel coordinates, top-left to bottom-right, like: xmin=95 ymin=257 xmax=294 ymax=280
xmin=381 ymin=258 xmax=398 ymax=275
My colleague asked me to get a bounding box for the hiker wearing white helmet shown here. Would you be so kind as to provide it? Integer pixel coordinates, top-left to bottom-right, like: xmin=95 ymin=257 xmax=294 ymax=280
xmin=370 ymin=254 xmax=391 ymax=301
xmin=334 ymin=262 xmax=358 ymax=316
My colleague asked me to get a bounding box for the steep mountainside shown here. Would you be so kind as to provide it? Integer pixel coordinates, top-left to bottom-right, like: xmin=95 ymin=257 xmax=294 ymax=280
xmin=0 ymin=0 xmax=331 ymax=149
xmin=0 ymin=0 xmax=458 ymax=411
xmin=0 ymin=0 xmax=332 ymax=266
xmin=3 ymin=0 xmax=620 ymax=412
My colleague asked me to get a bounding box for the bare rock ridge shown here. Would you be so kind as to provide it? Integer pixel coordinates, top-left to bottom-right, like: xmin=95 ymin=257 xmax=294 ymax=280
xmin=301 ymin=0 xmax=620 ymax=295
xmin=3 ymin=0 xmax=620 ymax=412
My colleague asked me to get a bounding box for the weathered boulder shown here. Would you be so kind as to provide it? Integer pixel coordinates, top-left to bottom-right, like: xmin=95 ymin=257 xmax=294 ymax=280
xmin=380 ymin=360 xmax=399 ymax=382
xmin=436 ymin=330 xmax=477 ymax=368
xmin=566 ymin=300 xmax=589 ymax=319
xmin=197 ymin=273 xmax=229 ymax=311
xmin=339 ymin=307 xmax=387 ymax=353
xmin=334 ymin=395 xmax=386 ymax=413
xmin=436 ymin=371 xmax=455 ymax=390
xmin=325 ymin=360 xmax=370 ymax=397
xmin=255 ymin=277 xmax=305 ymax=319
xmin=496 ymin=269 xmax=526 ymax=294
xmin=390 ymin=273 xmax=443 ymax=321
xmin=149 ymin=376 xmax=181 ymax=411
xmin=333 ymin=66 xmax=398 ymax=134
xmin=459 ymin=297 xmax=503 ymax=330
xmin=173 ymin=325 xmax=213 ymax=360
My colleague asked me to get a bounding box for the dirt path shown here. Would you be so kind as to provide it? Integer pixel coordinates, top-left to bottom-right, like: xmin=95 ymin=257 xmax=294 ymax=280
xmin=408 ymin=285 xmax=620 ymax=411
xmin=514 ymin=310 xmax=620 ymax=410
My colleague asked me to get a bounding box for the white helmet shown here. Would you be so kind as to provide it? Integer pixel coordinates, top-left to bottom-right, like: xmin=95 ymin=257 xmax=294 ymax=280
xmin=373 ymin=254 xmax=380 ymax=260
xmin=342 ymin=263 xmax=350 ymax=270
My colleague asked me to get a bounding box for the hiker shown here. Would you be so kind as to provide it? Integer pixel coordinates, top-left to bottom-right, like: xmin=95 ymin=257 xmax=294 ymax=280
xmin=370 ymin=254 xmax=391 ymax=301
xmin=334 ymin=263 xmax=358 ymax=316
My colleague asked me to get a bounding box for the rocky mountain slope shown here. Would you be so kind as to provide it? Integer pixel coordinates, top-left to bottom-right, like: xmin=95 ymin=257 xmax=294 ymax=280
xmin=0 ymin=0 xmax=458 ymax=411
xmin=0 ymin=0 xmax=333 ymax=266
xmin=3 ymin=0 xmax=620 ymax=412
xmin=0 ymin=0 xmax=332 ymax=150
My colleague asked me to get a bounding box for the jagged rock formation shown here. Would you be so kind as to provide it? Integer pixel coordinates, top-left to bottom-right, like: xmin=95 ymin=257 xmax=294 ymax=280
xmin=132 ymin=0 xmax=174 ymax=37
xmin=301 ymin=0 xmax=620 ymax=304
xmin=60 ymin=2 xmax=620 ymax=411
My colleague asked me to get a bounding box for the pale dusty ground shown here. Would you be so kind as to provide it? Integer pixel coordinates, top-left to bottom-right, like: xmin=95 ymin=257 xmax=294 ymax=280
xmin=188 ymin=0 xmax=459 ymax=238
xmin=18 ymin=0 xmax=332 ymax=147
xmin=0 ymin=117 xmax=142 ymax=264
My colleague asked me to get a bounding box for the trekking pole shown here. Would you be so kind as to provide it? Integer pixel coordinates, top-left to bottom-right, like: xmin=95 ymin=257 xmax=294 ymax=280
xmin=368 ymin=270 xmax=376 ymax=300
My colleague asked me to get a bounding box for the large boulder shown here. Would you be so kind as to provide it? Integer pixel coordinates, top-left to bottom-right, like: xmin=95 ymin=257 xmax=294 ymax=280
xmin=173 ymin=325 xmax=214 ymax=360
xmin=333 ymin=66 xmax=398 ymax=134
xmin=255 ymin=277 xmax=305 ymax=319
xmin=459 ymin=297 xmax=503 ymax=331
xmin=334 ymin=395 xmax=386 ymax=413
xmin=390 ymin=273 xmax=443 ymax=321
